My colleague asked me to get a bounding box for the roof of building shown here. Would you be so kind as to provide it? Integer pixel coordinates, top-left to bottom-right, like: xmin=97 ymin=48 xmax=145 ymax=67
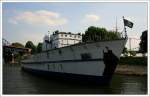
xmin=53 ymin=32 xmax=82 ymax=36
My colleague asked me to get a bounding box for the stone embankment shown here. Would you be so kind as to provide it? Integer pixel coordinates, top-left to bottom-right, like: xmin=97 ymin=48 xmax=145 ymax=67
xmin=115 ymin=65 xmax=147 ymax=76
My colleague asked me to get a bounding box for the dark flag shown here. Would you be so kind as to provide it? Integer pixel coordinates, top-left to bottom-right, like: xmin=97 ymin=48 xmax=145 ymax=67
xmin=123 ymin=18 xmax=133 ymax=28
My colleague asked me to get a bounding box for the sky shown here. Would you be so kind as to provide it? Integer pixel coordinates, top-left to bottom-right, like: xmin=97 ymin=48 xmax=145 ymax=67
xmin=2 ymin=2 xmax=148 ymax=50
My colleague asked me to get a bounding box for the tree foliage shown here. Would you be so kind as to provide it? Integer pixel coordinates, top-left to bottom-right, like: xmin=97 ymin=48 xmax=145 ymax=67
xmin=11 ymin=42 xmax=24 ymax=48
xmin=82 ymin=26 xmax=121 ymax=42
xmin=25 ymin=41 xmax=36 ymax=54
xmin=139 ymin=30 xmax=147 ymax=54
xmin=37 ymin=43 xmax=43 ymax=53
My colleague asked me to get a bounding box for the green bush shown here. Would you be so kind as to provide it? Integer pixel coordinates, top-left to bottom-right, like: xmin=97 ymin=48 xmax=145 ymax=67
xmin=118 ymin=57 xmax=147 ymax=66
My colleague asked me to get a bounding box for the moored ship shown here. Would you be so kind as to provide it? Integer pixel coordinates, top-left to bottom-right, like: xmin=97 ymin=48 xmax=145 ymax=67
xmin=21 ymin=17 xmax=133 ymax=84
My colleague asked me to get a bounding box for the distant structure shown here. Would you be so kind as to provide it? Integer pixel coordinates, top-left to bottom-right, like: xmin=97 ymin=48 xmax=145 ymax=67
xmin=121 ymin=37 xmax=146 ymax=57
xmin=3 ymin=38 xmax=31 ymax=64
xmin=128 ymin=37 xmax=140 ymax=52
xmin=42 ymin=31 xmax=82 ymax=51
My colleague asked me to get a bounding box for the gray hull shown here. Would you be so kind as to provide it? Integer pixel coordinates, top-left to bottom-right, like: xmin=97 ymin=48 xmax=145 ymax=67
xmin=21 ymin=38 xmax=127 ymax=84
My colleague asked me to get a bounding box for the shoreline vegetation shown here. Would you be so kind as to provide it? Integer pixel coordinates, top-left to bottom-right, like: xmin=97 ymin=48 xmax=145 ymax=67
xmin=115 ymin=57 xmax=147 ymax=76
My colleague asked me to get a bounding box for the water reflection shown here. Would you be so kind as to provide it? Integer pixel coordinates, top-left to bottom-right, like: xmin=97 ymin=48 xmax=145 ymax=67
xmin=3 ymin=64 xmax=147 ymax=94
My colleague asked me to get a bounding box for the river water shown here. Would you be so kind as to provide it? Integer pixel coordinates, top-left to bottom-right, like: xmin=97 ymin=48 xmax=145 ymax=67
xmin=3 ymin=64 xmax=147 ymax=94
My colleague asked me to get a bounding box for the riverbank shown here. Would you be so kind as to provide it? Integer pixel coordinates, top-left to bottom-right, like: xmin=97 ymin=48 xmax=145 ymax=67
xmin=115 ymin=64 xmax=147 ymax=76
xmin=115 ymin=57 xmax=147 ymax=76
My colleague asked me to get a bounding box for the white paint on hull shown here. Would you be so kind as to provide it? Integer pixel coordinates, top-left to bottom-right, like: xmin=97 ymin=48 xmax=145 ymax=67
xmin=22 ymin=39 xmax=127 ymax=77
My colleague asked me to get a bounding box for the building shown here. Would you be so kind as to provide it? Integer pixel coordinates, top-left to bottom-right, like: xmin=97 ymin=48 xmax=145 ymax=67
xmin=42 ymin=32 xmax=82 ymax=51
xmin=3 ymin=45 xmax=32 ymax=64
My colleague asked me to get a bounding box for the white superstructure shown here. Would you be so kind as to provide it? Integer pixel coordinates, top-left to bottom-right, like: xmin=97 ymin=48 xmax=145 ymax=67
xmin=42 ymin=31 xmax=82 ymax=51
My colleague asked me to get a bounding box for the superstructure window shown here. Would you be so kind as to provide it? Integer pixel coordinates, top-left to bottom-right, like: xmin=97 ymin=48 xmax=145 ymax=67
xmin=81 ymin=53 xmax=92 ymax=60
xmin=65 ymin=34 xmax=67 ymax=37
xmin=61 ymin=34 xmax=63 ymax=37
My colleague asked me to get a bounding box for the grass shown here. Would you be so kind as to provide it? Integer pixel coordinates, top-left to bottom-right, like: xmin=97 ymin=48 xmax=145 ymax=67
xmin=118 ymin=57 xmax=147 ymax=66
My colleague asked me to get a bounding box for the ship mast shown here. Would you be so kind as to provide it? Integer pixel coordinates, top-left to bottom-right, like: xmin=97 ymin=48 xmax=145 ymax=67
xmin=115 ymin=17 xmax=118 ymax=33
xmin=123 ymin=16 xmax=127 ymax=38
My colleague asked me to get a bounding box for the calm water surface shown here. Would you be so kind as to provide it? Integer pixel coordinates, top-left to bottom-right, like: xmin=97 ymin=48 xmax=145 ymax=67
xmin=3 ymin=64 xmax=147 ymax=94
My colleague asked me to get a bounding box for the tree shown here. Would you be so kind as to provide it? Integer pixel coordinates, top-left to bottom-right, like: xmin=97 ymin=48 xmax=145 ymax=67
xmin=139 ymin=30 xmax=147 ymax=54
xmin=82 ymin=26 xmax=121 ymax=42
xmin=37 ymin=43 xmax=43 ymax=53
xmin=25 ymin=41 xmax=36 ymax=54
xmin=11 ymin=42 xmax=24 ymax=48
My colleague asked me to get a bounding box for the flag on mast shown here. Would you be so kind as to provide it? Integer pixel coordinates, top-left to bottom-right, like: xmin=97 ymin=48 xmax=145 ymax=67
xmin=123 ymin=18 xmax=134 ymax=28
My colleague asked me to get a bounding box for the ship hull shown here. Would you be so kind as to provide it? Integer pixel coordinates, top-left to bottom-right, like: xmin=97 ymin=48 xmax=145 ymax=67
xmin=21 ymin=38 xmax=127 ymax=84
xmin=22 ymin=66 xmax=111 ymax=85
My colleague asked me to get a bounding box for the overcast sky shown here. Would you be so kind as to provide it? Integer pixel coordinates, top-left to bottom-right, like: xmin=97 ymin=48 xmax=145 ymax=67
xmin=2 ymin=2 xmax=148 ymax=50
